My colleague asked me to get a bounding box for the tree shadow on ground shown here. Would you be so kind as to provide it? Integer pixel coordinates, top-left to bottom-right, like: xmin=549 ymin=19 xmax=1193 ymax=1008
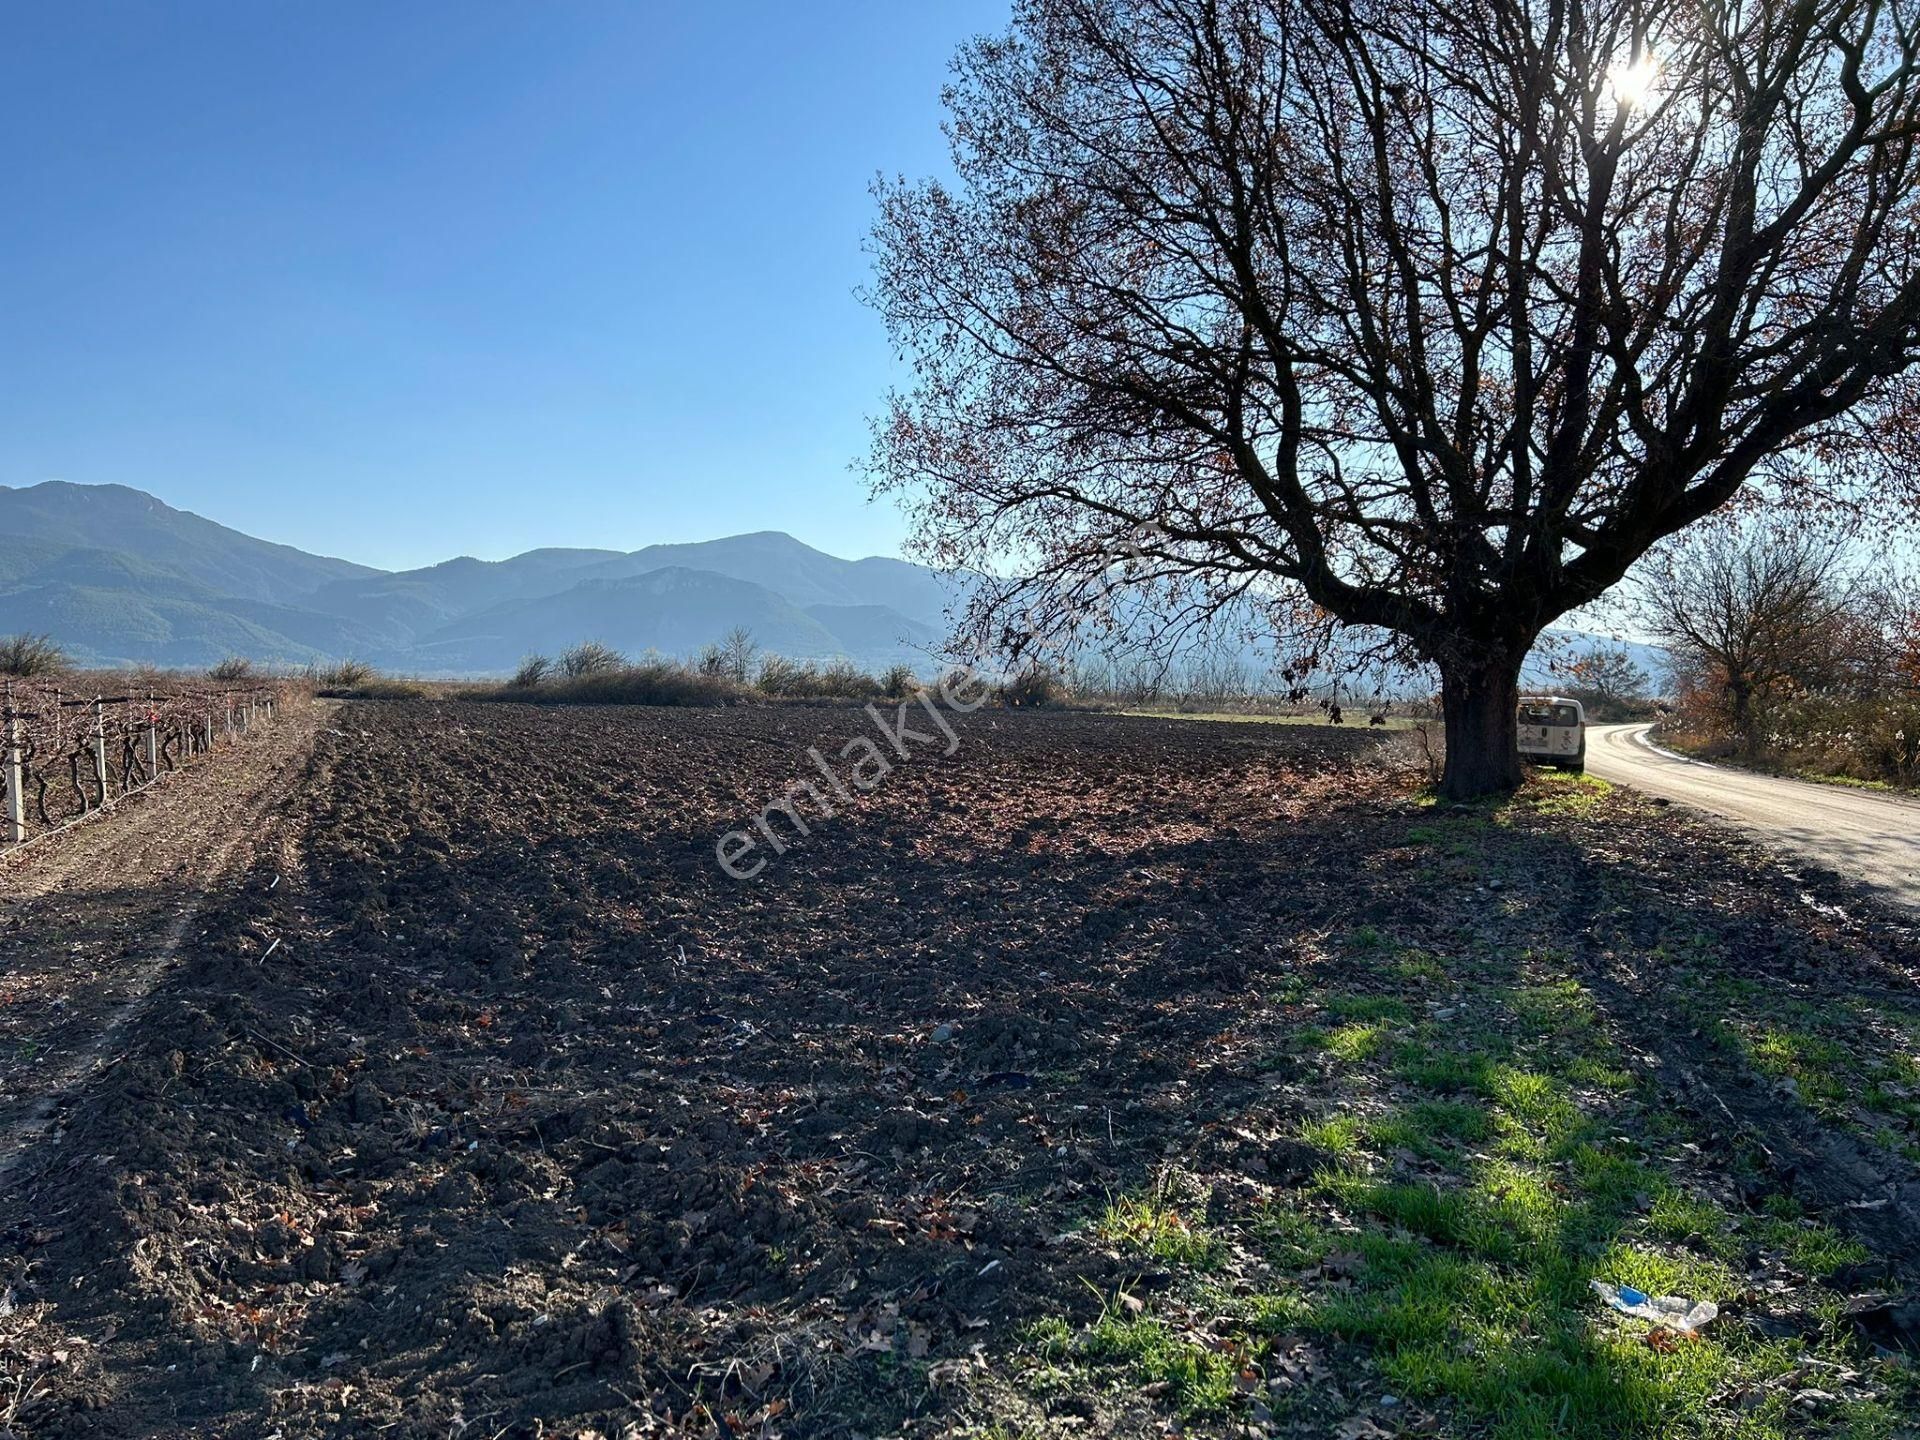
xmin=2 ymin=704 xmax=1915 ymax=1438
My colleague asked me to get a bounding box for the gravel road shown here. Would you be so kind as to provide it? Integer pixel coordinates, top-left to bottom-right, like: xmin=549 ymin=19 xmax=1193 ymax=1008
xmin=1587 ymin=722 xmax=1920 ymax=911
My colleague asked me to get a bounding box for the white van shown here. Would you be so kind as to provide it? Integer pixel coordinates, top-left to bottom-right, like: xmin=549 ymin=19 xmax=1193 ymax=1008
xmin=1517 ymin=696 xmax=1586 ymax=772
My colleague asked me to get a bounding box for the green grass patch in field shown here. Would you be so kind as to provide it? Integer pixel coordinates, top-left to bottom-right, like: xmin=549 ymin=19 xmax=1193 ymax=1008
xmin=1298 ymin=1112 xmax=1365 ymax=1159
xmin=1270 ymin=972 xmax=1313 ymax=1005
xmin=1080 ymin=1311 xmax=1237 ymax=1417
xmin=1510 ymin=975 xmax=1595 ymax=1033
xmin=1293 ymin=1111 xmax=1835 ymax=1439
xmin=1396 ymin=1040 xmax=1502 ymax=1094
xmin=1367 ymin=1098 xmax=1494 ymax=1158
xmin=1281 ymin=961 xmax=1887 ymax=1434
xmin=1404 ymin=815 xmax=1492 ymax=853
xmin=1645 ymin=1189 xmax=1728 ymax=1250
xmin=1317 ymin=1021 xmax=1390 ymax=1063
xmin=1024 ymin=933 xmax=1906 ymax=1440
xmin=1252 ymin=1204 xmax=1332 ymax=1270
xmin=1325 ymin=992 xmax=1413 ymax=1023
xmin=1344 ymin=925 xmax=1394 ymax=954
xmin=1019 ymin=1315 xmax=1074 ymax=1361
xmin=1681 ymin=977 xmax=1920 ymax=1156
xmin=1096 ymin=1187 xmax=1225 ymax=1270
xmin=1394 ymin=948 xmax=1448 ymax=983
xmin=1518 ymin=772 xmax=1614 ymax=816
xmin=1747 ymin=1026 xmax=1850 ymax=1109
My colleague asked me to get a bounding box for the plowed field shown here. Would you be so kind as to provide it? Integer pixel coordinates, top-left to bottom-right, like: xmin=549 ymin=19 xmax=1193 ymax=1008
xmin=3 ymin=702 xmax=1916 ymax=1438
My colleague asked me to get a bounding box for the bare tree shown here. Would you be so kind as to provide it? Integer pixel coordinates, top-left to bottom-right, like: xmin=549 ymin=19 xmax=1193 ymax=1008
xmin=1179 ymin=643 xmax=1251 ymax=703
xmin=1587 ymin=648 xmax=1649 ymax=705
xmin=1857 ymin=578 xmax=1920 ymax=698
xmin=869 ymin=0 xmax=1920 ymax=796
xmin=719 ymin=627 xmax=760 ymax=686
xmin=560 ymin=641 xmax=625 ymax=679
xmin=1565 ymin=643 xmax=1651 ymax=717
xmin=1641 ymin=523 xmax=1852 ymax=750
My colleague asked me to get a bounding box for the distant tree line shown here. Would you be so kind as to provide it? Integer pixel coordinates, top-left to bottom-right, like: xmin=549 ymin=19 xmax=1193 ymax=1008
xmin=505 ymin=636 xmax=920 ymax=706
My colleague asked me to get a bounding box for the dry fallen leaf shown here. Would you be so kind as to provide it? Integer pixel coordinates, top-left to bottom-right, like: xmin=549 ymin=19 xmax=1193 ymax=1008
xmin=927 ymin=1358 xmax=973 ymax=1389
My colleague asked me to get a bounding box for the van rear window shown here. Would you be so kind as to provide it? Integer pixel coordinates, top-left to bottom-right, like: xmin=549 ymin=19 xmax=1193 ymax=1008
xmin=1519 ymin=704 xmax=1579 ymax=727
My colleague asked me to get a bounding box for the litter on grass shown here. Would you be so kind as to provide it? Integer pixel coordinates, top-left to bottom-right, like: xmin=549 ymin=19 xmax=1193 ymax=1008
xmin=1591 ymin=1280 xmax=1718 ymax=1333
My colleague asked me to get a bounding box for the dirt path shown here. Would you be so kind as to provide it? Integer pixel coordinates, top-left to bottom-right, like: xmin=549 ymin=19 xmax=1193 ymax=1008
xmin=1588 ymin=722 xmax=1920 ymax=910
xmin=0 ymin=698 xmax=321 ymax=1178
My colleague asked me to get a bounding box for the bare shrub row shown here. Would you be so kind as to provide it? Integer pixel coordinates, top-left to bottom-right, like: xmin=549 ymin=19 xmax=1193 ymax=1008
xmin=496 ymin=640 xmax=924 ymax=706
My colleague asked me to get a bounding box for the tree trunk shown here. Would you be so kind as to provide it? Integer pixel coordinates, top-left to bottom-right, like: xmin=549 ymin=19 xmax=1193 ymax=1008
xmin=1439 ymin=655 xmax=1525 ymax=799
xmin=1727 ymin=676 xmax=1756 ymax=756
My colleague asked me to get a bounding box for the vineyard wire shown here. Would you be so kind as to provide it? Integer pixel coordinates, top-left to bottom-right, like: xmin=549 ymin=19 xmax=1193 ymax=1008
xmin=1 ymin=678 xmax=287 ymax=851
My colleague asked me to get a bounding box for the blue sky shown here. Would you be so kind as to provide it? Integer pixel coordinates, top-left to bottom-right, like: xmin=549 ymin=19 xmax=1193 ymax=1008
xmin=0 ymin=2 xmax=1008 ymax=571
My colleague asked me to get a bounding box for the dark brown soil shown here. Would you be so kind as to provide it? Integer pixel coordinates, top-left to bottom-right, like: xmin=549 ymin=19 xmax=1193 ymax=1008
xmin=0 ymin=701 xmax=1914 ymax=1438
xmin=0 ymin=698 xmax=318 ymax=1172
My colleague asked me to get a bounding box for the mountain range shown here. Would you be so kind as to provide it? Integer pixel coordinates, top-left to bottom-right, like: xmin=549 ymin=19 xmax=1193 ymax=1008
xmin=0 ymin=480 xmax=1664 ymax=687
xmin=0 ymin=482 xmax=953 ymax=674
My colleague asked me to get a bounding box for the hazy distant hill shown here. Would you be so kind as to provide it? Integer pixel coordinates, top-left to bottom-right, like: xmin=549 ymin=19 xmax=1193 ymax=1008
xmin=0 ymin=482 xmax=374 ymax=603
xmin=410 ymin=568 xmax=931 ymax=673
xmin=801 ymin=603 xmax=942 ymax=659
xmin=0 ymin=577 xmax=379 ymax=670
xmin=0 ymin=531 xmax=378 ymax=669
xmin=0 ymin=481 xmax=959 ymax=674
xmin=302 ymin=548 xmax=630 ymax=645
xmin=572 ymin=532 xmax=957 ymax=619
xmin=1524 ymin=632 xmax=1669 ymax=690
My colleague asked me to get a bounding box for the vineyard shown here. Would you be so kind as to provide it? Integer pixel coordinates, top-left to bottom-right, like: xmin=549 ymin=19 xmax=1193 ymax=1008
xmin=0 ymin=677 xmax=285 ymax=847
